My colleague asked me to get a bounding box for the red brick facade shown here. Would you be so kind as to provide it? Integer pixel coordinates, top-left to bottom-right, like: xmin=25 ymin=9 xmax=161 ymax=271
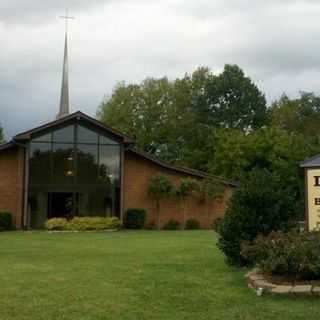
xmin=123 ymin=150 xmax=233 ymax=229
xmin=0 ymin=146 xmax=25 ymax=229
xmin=0 ymin=112 xmax=234 ymax=230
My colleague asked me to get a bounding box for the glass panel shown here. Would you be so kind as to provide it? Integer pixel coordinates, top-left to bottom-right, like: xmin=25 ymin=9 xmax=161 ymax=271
xmin=32 ymin=133 xmax=52 ymax=142
xmin=78 ymin=125 xmax=98 ymax=144
xmin=99 ymin=145 xmax=120 ymax=185
xmin=29 ymin=143 xmax=51 ymax=184
xmin=77 ymin=187 xmax=113 ymax=217
xmin=77 ymin=144 xmax=99 ymax=184
xmin=53 ymin=125 xmax=75 ymax=143
xmin=100 ymin=135 xmax=118 ymax=145
xmin=29 ymin=188 xmax=49 ymax=229
xmin=52 ymin=143 xmax=75 ymax=185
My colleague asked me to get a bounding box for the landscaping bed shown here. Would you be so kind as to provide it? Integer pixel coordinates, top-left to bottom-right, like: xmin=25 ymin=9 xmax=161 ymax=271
xmin=246 ymin=269 xmax=320 ymax=296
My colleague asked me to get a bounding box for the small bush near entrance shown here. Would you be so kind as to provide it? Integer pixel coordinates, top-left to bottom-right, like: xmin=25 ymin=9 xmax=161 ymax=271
xmin=0 ymin=212 xmax=13 ymax=231
xmin=45 ymin=217 xmax=121 ymax=231
xmin=124 ymin=208 xmax=146 ymax=229
xmin=185 ymin=218 xmax=200 ymax=230
xmin=45 ymin=218 xmax=68 ymax=230
xmin=163 ymin=219 xmax=180 ymax=230
xmin=242 ymin=231 xmax=320 ymax=280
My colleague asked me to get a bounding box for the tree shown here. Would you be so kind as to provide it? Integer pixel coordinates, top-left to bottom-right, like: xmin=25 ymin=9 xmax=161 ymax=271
xmin=148 ymin=175 xmax=173 ymax=229
xmin=190 ymin=65 xmax=268 ymax=131
xmin=217 ymin=169 xmax=298 ymax=266
xmin=270 ymin=92 xmax=320 ymax=140
xmin=193 ymin=178 xmax=224 ymax=204
xmin=208 ymin=126 xmax=313 ymax=216
xmin=97 ymin=65 xmax=267 ymax=170
xmin=175 ymin=178 xmax=197 ymax=229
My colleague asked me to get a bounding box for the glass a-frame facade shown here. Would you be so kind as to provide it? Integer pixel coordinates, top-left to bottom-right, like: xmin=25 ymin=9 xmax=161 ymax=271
xmin=28 ymin=122 xmax=121 ymax=228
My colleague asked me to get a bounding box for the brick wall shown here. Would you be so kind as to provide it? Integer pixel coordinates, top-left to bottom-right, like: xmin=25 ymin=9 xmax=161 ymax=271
xmin=0 ymin=146 xmax=25 ymax=229
xmin=123 ymin=150 xmax=233 ymax=229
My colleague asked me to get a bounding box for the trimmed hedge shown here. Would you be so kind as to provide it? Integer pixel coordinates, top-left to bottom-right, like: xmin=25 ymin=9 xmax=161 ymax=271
xmin=185 ymin=218 xmax=200 ymax=230
xmin=124 ymin=209 xmax=146 ymax=229
xmin=45 ymin=217 xmax=121 ymax=231
xmin=0 ymin=212 xmax=13 ymax=231
xmin=163 ymin=219 xmax=180 ymax=230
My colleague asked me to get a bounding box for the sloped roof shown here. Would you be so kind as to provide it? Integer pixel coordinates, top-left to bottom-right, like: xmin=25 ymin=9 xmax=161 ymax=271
xmin=300 ymin=154 xmax=320 ymax=168
xmin=0 ymin=142 xmax=16 ymax=151
xmin=13 ymin=111 xmax=135 ymax=143
xmin=0 ymin=111 xmax=236 ymax=187
xmin=127 ymin=147 xmax=237 ymax=187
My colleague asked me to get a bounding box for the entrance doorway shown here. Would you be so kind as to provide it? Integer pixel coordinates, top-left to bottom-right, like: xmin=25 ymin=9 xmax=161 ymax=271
xmin=48 ymin=192 xmax=74 ymax=219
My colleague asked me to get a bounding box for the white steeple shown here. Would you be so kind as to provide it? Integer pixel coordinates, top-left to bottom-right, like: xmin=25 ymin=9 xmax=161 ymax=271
xmin=56 ymin=11 xmax=74 ymax=119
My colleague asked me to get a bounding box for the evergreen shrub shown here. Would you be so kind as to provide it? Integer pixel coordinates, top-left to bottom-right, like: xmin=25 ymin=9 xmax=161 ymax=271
xmin=163 ymin=219 xmax=180 ymax=230
xmin=185 ymin=218 xmax=200 ymax=230
xmin=0 ymin=212 xmax=13 ymax=231
xmin=124 ymin=208 xmax=146 ymax=229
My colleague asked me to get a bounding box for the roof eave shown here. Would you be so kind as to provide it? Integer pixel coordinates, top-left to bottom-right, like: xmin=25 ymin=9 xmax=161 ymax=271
xmin=127 ymin=147 xmax=237 ymax=187
xmin=13 ymin=111 xmax=135 ymax=144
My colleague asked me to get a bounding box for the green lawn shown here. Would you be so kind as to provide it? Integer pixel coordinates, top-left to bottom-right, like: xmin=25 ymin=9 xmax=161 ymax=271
xmin=1 ymin=231 xmax=319 ymax=320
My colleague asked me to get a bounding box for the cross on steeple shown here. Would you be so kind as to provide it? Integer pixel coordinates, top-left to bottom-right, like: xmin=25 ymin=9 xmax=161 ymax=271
xmin=59 ymin=10 xmax=75 ymax=35
xmin=56 ymin=10 xmax=75 ymax=119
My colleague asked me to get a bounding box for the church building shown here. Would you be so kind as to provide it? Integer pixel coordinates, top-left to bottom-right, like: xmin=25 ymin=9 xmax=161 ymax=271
xmin=0 ymin=21 xmax=235 ymax=230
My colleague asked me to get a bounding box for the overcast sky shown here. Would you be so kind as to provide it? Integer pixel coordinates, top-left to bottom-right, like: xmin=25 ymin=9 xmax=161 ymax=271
xmin=1 ymin=0 xmax=320 ymax=139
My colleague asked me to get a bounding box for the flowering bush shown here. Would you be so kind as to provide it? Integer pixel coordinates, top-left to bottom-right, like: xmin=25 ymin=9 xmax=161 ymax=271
xmin=45 ymin=217 xmax=121 ymax=231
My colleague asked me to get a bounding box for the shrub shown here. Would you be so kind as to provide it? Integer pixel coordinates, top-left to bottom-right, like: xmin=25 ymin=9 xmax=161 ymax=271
xmin=0 ymin=212 xmax=13 ymax=231
xmin=217 ymin=169 xmax=298 ymax=266
xmin=163 ymin=219 xmax=180 ymax=230
xmin=124 ymin=209 xmax=146 ymax=229
xmin=242 ymin=231 xmax=320 ymax=280
xmin=185 ymin=218 xmax=200 ymax=230
xmin=145 ymin=221 xmax=156 ymax=230
xmin=212 ymin=217 xmax=222 ymax=232
xmin=67 ymin=217 xmax=121 ymax=231
xmin=45 ymin=217 xmax=121 ymax=231
xmin=45 ymin=218 xmax=68 ymax=230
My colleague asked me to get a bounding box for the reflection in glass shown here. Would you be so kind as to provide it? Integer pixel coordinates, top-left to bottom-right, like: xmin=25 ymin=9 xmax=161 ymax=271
xmin=52 ymin=143 xmax=75 ymax=184
xmin=100 ymin=135 xmax=118 ymax=145
xmin=77 ymin=144 xmax=99 ymax=184
xmin=99 ymin=145 xmax=120 ymax=184
xmin=78 ymin=125 xmax=98 ymax=144
xmin=28 ymin=123 xmax=121 ymax=228
xmin=33 ymin=133 xmax=52 ymax=142
xmin=29 ymin=143 xmax=51 ymax=184
xmin=53 ymin=125 xmax=74 ymax=143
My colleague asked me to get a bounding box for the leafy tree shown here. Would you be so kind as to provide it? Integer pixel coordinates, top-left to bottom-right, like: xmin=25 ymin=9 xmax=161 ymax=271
xmin=148 ymin=175 xmax=173 ymax=229
xmin=97 ymin=65 xmax=267 ymax=170
xmin=97 ymin=78 xmax=197 ymax=164
xmin=217 ymin=169 xmax=298 ymax=266
xmin=193 ymin=178 xmax=224 ymax=204
xmin=270 ymin=92 xmax=320 ymax=139
xmin=208 ymin=126 xmax=313 ymax=216
xmin=189 ymin=65 xmax=268 ymax=131
xmin=175 ymin=178 xmax=197 ymax=229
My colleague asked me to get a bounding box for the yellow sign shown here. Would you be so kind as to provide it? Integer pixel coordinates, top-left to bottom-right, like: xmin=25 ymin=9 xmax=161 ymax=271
xmin=306 ymin=169 xmax=320 ymax=230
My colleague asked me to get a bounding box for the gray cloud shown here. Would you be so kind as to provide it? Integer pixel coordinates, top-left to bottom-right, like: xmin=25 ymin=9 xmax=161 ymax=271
xmin=1 ymin=0 xmax=320 ymax=139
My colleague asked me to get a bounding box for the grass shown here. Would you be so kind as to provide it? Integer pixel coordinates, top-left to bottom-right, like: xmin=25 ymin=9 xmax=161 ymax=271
xmin=1 ymin=231 xmax=319 ymax=320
